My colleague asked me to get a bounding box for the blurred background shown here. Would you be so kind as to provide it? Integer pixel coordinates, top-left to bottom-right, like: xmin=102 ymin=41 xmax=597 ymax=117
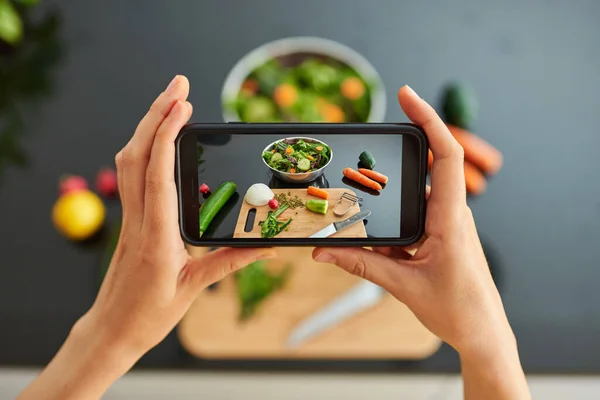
xmin=1 ymin=0 xmax=599 ymax=398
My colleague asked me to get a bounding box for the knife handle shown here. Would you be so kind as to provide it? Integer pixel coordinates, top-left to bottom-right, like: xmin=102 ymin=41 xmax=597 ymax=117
xmin=334 ymin=209 xmax=371 ymax=232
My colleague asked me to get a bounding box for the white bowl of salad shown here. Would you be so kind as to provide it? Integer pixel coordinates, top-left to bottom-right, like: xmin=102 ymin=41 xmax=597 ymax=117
xmin=262 ymin=137 xmax=333 ymax=183
xmin=222 ymin=36 xmax=386 ymax=123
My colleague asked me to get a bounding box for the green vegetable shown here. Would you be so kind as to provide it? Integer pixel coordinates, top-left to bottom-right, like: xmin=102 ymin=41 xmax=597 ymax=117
xmin=199 ymin=181 xmax=236 ymax=237
xmin=441 ymin=82 xmax=478 ymax=129
xmin=297 ymin=158 xmax=310 ymax=171
xmin=306 ymin=199 xmax=328 ymax=215
xmin=242 ymin=97 xmax=276 ymax=122
xmin=235 ymin=260 xmax=291 ymax=320
xmin=252 ymin=59 xmax=286 ymax=94
xmin=292 ymin=92 xmax=324 ymax=122
xmin=258 ymin=203 xmax=292 ymax=238
xmin=296 ymin=59 xmax=341 ymax=93
xmin=0 ymin=0 xmax=23 ymax=45
xmin=359 ymin=151 xmax=376 ymax=169
xmin=270 ymin=152 xmax=283 ymax=162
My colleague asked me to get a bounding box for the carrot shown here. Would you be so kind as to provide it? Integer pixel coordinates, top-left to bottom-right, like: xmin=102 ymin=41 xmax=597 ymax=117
xmin=273 ymin=83 xmax=298 ymax=108
xmin=285 ymin=146 xmax=293 ymax=154
xmin=307 ymin=155 xmax=314 ymax=161
xmin=358 ymin=168 xmax=389 ymax=184
xmin=320 ymin=103 xmax=345 ymax=122
xmin=289 ymin=168 xmax=296 ymax=173
xmin=343 ymin=168 xmax=382 ymax=191
xmin=447 ymin=124 xmax=503 ymax=175
xmin=429 ymin=147 xmax=486 ymax=195
xmin=316 ymin=146 xmax=323 ymax=151
xmin=341 ymin=77 xmax=365 ymax=100
xmin=271 ymin=149 xmax=276 ymax=153
xmin=464 ymin=161 xmax=487 ymax=195
xmin=307 ymin=186 xmax=329 ymax=199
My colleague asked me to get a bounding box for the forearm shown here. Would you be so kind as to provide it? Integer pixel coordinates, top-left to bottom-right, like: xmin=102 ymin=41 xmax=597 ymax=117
xmin=459 ymin=332 xmax=530 ymax=400
xmin=18 ymin=316 xmax=139 ymax=400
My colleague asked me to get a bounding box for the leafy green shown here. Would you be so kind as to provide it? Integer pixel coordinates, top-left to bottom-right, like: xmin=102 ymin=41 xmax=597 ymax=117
xmin=0 ymin=0 xmax=23 ymax=45
xmin=235 ymin=260 xmax=291 ymax=321
xmin=258 ymin=203 xmax=292 ymax=238
xmin=241 ymin=96 xmax=276 ymax=122
xmin=295 ymin=59 xmax=341 ymax=93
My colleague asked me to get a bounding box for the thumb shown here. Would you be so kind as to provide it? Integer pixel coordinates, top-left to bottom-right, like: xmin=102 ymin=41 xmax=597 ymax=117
xmin=312 ymin=247 xmax=409 ymax=291
xmin=183 ymin=247 xmax=277 ymax=291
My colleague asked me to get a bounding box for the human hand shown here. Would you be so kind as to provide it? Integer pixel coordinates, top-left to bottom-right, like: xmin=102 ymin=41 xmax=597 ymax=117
xmin=313 ymin=86 xmax=513 ymax=359
xmin=19 ymin=76 xmax=276 ymax=400
xmin=76 ymin=75 xmax=276 ymax=359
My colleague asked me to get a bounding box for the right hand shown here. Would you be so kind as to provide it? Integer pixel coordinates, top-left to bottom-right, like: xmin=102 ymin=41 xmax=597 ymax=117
xmin=313 ymin=86 xmax=516 ymax=359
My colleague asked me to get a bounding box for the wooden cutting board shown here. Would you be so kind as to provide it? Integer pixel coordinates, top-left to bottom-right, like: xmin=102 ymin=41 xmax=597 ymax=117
xmin=179 ymin=246 xmax=441 ymax=360
xmin=233 ymin=188 xmax=365 ymax=239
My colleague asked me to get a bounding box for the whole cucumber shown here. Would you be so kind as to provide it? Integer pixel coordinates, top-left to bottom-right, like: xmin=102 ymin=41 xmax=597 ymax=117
xmin=359 ymin=151 xmax=376 ymax=169
xmin=199 ymin=181 xmax=237 ymax=236
xmin=441 ymin=82 xmax=478 ymax=129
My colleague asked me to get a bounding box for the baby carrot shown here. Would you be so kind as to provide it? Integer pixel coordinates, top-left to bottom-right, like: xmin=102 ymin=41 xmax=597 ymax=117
xmin=428 ymin=150 xmax=433 ymax=170
xmin=273 ymin=83 xmax=298 ymax=108
xmin=307 ymin=186 xmax=329 ymax=199
xmin=340 ymin=77 xmax=366 ymax=100
xmin=343 ymin=168 xmax=382 ymax=191
xmin=464 ymin=160 xmax=487 ymax=195
xmin=447 ymin=124 xmax=503 ymax=175
xmin=358 ymin=168 xmax=389 ymax=184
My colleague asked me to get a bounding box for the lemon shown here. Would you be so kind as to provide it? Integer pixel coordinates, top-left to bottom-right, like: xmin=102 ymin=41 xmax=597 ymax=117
xmin=52 ymin=190 xmax=106 ymax=241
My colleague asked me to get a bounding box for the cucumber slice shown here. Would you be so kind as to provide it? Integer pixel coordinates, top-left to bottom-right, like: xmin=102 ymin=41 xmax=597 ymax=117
xmin=306 ymin=199 xmax=328 ymax=215
xmin=270 ymin=152 xmax=283 ymax=162
xmin=297 ymin=158 xmax=311 ymax=171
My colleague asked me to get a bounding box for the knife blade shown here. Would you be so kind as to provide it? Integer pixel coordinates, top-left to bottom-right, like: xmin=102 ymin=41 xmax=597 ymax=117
xmin=286 ymin=280 xmax=385 ymax=348
xmin=309 ymin=209 xmax=371 ymax=238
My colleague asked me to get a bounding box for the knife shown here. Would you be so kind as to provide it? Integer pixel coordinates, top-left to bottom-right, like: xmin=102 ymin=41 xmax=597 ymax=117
xmin=286 ymin=280 xmax=385 ymax=348
xmin=309 ymin=209 xmax=371 ymax=238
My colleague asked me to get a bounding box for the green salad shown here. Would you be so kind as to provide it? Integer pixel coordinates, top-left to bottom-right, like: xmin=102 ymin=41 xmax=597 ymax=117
xmin=227 ymin=57 xmax=373 ymax=123
xmin=262 ymin=138 xmax=331 ymax=173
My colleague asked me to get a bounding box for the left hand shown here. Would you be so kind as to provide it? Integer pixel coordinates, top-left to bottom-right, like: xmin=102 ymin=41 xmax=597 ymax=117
xmin=77 ymin=75 xmax=276 ymax=358
xmin=18 ymin=75 xmax=276 ymax=400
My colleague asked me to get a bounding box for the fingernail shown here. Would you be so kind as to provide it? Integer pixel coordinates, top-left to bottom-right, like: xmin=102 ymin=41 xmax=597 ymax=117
xmin=404 ymin=85 xmax=418 ymax=98
xmin=315 ymin=252 xmax=335 ymax=264
xmin=166 ymin=75 xmax=179 ymax=93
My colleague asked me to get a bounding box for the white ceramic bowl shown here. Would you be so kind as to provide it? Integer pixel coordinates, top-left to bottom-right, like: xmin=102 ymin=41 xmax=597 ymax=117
xmin=261 ymin=136 xmax=333 ymax=183
xmin=221 ymin=36 xmax=386 ymax=122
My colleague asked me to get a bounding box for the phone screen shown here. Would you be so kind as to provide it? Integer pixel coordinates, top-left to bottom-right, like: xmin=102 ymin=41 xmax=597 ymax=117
xmin=177 ymin=124 xmax=427 ymax=245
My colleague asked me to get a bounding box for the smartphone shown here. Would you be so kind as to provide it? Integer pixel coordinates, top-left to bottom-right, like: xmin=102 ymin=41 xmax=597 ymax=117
xmin=176 ymin=123 xmax=428 ymax=247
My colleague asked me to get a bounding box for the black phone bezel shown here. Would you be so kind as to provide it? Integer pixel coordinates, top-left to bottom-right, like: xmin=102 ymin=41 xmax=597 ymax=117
xmin=176 ymin=123 xmax=428 ymax=247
